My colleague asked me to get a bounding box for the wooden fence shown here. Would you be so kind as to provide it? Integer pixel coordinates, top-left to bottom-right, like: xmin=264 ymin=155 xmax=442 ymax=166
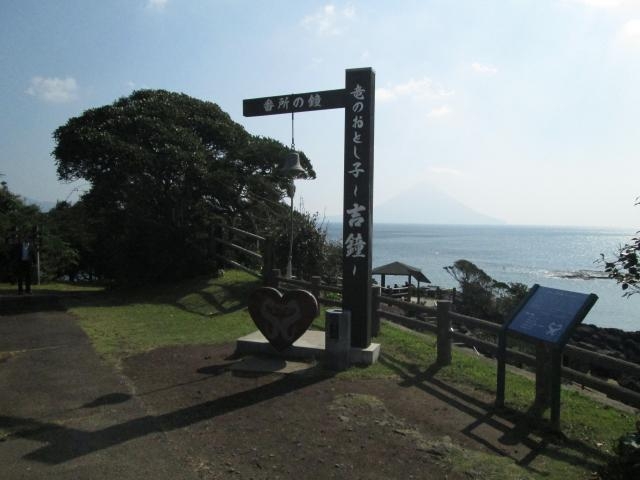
xmin=271 ymin=272 xmax=640 ymax=409
xmin=213 ymin=227 xmax=640 ymax=409
xmin=212 ymin=224 xmax=273 ymax=279
xmin=377 ymin=296 xmax=640 ymax=409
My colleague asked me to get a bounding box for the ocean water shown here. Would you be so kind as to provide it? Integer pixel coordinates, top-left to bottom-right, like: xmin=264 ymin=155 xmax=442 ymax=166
xmin=325 ymin=223 xmax=640 ymax=331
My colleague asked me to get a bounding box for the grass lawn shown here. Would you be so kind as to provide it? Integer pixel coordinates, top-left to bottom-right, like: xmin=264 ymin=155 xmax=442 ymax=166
xmin=59 ymin=270 xmax=637 ymax=479
xmin=63 ymin=270 xmax=261 ymax=364
xmin=0 ymin=281 xmax=105 ymax=295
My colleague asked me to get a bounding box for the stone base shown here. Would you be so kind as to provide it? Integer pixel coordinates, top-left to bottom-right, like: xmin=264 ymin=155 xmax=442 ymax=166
xmin=235 ymin=330 xmax=380 ymax=366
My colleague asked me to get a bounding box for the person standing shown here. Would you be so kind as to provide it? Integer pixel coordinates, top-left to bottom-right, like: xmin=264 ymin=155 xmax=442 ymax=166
xmin=15 ymin=236 xmax=34 ymax=295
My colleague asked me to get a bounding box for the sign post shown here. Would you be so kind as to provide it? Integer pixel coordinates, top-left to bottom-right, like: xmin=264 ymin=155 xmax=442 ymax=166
xmin=243 ymin=67 xmax=376 ymax=349
xmin=496 ymin=284 xmax=598 ymax=431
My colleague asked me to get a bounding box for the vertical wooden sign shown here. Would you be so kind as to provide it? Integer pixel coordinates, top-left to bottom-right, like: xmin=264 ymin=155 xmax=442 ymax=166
xmin=243 ymin=67 xmax=376 ymax=349
xmin=342 ymin=68 xmax=375 ymax=348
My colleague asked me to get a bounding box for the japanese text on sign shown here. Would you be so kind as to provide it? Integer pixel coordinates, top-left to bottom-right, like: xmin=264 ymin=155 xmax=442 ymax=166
xmin=344 ymin=83 xmax=368 ymax=267
xmin=263 ymin=94 xmax=323 ymax=113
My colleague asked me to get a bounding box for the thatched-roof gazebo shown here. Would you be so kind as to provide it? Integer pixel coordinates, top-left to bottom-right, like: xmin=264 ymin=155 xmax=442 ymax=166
xmin=372 ymin=261 xmax=431 ymax=302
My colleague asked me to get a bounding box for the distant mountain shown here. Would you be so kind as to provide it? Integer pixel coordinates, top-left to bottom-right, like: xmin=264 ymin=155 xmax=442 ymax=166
xmin=373 ymin=182 xmax=504 ymax=225
xmin=326 ymin=182 xmax=504 ymax=225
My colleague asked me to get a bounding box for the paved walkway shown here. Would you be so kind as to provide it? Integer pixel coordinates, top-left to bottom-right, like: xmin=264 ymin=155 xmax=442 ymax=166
xmin=0 ymin=296 xmax=198 ymax=480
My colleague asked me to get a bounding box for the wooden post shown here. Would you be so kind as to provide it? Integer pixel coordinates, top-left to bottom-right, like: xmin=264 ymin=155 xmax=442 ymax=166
xmin=311 ymin=276 xmax=321 ymax=301
xmin=436 ymin=300 xmax=452 ymax=366
xmin=550 ymin=349 xmax=562 ymax=431
xmin=262 ymin=236 xmax=274 ymax=284
xmin=371 ymin=285 xmax=381 ymax=337
xmin=267 ymin=269 xmax=281 ymax=288
xmin=342 ymin=68 xmax=375 ymax=349
xmin=496 ymin=330 xmax=507 ymax=408
xmin=212 ymin=224 xmax=222 ymax=271
xmin=534 ymin=341 xmax=554 ymax=411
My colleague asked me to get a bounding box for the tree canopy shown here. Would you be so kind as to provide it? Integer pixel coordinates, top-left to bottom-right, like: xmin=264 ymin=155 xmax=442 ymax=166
xmin=601 ymin=200 xmax=640 ymax=296
xmin=444 ymin=259 xmax=527 ymax=322
xmin=53 ymin=89 xmax=316 ymax=282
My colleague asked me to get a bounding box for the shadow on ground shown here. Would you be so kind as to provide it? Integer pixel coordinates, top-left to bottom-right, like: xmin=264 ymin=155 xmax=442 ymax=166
xmin=380 ymin=353 xmax=613 ymax=475
xmin=1 ymin=364 xmax=332 ymax=465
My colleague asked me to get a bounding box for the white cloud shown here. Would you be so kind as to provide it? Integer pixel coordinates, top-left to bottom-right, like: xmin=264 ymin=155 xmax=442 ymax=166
xmin=616 ymin=18 xmax=640 ymax=47
xmin=301 ymin=4 xmax=356 ymax=36
xmin=376 ymin=78 xmax=454 ymax=102
xmin=471 ymin=62 xmax=498 ymax=75
xmin=428 ymin=166 xmax=461 ymax=176
xmin=25 ymin=76 xmax=78 ymax=103
xmin=343 ymin=4 xmax=356 ymax=18
xmin=563 ymin=0 xmax=630 ymax=8
xmin=147 ymin=0 xmax=168 ymax=10
xmin=426 ymin=105 xmax=453 ymax=118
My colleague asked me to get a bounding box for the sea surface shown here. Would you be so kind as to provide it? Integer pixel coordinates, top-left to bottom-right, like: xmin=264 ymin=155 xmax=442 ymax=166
xmin=325 ymin=223 xmax=640 ymax=332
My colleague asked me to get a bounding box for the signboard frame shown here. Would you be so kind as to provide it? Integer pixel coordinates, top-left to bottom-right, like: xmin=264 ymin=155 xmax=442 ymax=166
xmin=243 ymin=67 xmax=376 ymax=349
xmin=495 ymin=284 xmax=598 ymax=431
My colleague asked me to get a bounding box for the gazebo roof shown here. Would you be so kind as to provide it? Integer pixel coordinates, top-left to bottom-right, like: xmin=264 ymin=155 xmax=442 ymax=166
xmin=372 ymin=261 xmax=431 ymax=283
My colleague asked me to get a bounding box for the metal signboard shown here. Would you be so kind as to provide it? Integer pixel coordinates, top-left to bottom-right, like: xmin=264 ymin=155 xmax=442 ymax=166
xmin=496 ymin=284 xmax=598 ymax=431
xmin=507 ymin=285 xmax=597 ymax=345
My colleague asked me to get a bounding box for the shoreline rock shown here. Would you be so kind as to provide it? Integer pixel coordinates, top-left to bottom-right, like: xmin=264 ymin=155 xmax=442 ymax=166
xmin=568 ymin=323 xmax=640 ymax=392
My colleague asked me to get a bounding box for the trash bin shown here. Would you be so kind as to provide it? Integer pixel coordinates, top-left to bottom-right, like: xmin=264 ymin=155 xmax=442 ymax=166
xmin=324 ymin=309 xmax=351 ymax=370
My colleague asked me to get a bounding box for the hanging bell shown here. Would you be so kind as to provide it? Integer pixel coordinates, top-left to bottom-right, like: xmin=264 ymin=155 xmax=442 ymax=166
xmin=279 ymin=151 xmax=306 ymax=176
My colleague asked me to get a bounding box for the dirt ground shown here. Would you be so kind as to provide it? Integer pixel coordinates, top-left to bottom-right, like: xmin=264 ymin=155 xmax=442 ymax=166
xmin=121 ymin=344 xmax=593 ymax=480
xmin=1 ymin=302 xmax=610 ymax=479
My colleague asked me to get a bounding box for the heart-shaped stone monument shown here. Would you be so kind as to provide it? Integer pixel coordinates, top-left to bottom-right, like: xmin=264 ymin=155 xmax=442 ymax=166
xmin=248 ymin=287 xmax=319 ymax=351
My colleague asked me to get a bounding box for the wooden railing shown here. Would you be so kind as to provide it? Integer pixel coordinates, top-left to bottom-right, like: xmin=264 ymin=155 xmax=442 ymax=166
xmin=267 ymin=269 xmax=342 ymax=308
xmin=376 ymin=297 xmax=640 ymax=409
xmin=212 ymin=224 xmax=273 ymax=280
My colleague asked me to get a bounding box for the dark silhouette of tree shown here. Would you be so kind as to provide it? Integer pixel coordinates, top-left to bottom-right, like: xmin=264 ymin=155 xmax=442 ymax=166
xmin=602 ymin=201 xmax=640 ymax=296
xmin=444 ymin=259 xmax=527 ymax=322
xmin=53 ymin=89 xmax=315 ymax=282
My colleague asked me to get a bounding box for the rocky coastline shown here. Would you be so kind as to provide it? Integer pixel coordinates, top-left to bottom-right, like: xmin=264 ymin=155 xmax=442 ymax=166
xmin=568 ymin=323 xmax=640 ymax=392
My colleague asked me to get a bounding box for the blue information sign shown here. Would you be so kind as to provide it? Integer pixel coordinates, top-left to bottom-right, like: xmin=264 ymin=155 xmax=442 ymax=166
xmin=507 ymin=286 xmax=597 ymax=345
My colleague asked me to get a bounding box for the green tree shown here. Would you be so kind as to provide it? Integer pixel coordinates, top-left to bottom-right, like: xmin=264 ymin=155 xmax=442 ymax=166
xmin=53 ymin=89 xmax=315 ymax=282
xmin=270 ymin=210 xmax=342 ymax=280
xmin=444 ymin=259 xmax=527 ymax=322
xmin=600 ymin=199 xmax=640 ymax=296
xmin=602 ymin=238 xmax=640 ymax=296
xmin=0 ymin=183 xmax=42 ymax=282
xmin=44 ymin=201 xmax=94 ymax=281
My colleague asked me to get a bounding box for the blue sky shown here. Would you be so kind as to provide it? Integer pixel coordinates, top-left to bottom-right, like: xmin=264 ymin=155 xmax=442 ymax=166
xmin=1 ymin=0 xmax=639 ymax=228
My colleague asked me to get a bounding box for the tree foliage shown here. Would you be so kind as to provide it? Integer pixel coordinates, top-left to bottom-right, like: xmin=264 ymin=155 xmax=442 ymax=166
xmin=270 ymin=210 xmax=342 ymax=280
xmin=600 ymin=199 xmax=640 ymax=297
xmin=0 ymin=183 xmax=82 ymax=282
xmin=44 ymin=201 xmax=94 ymax=281
xmin=1 ymin=183 xmax=41 ymax=282
xmin=444 ymin=259 xmax=528 ymax=322
xmin=52 ymin=89 xmax=317 ymax=282
xmin=602 ymin=235 xmax=640 ymax=297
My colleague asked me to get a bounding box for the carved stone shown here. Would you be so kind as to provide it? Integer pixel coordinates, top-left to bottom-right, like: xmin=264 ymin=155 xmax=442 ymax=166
xmin=248 ymin=287 xmax=319 ymax=351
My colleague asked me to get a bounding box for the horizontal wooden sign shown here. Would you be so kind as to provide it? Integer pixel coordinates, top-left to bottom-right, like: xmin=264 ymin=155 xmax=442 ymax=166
xmin=243 ymin=89 xmax=346 ymax=117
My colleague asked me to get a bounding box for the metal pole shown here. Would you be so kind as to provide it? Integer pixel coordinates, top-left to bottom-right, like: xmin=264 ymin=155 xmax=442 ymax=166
xmin=35 ymin=225 xmax=41 ymax=285
xmin=36 ymin=250 xmax=41 ymax=285
xmin=286 ymin=184 xmax=294 ymax=278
